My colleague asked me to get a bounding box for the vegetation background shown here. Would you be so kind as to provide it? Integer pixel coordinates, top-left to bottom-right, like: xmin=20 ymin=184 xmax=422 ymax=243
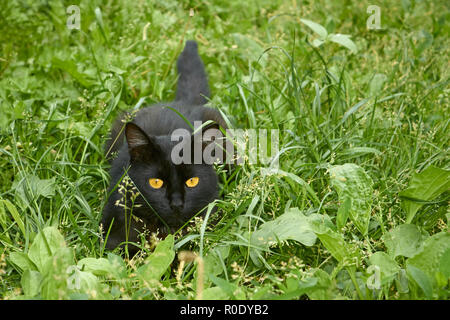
xmin=0 ymin=0 xmax=448 ymax=300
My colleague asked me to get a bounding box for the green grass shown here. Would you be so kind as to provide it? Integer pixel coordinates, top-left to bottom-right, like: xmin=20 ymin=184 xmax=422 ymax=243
xmin=0 ymin=0 xmax=449 ymax=300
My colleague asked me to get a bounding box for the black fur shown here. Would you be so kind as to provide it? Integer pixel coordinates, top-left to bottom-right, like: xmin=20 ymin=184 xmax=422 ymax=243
xmin=100 ymin=41 xmax=226 ymax=254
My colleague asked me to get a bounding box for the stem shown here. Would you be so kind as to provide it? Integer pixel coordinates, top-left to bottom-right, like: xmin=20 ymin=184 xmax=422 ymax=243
xmin=347 ymin=267 xmax=365 ymax=300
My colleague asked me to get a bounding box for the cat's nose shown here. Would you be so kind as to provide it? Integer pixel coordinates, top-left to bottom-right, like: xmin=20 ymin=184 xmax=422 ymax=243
xmin=170 ymin=196 xmax=183 ymax=212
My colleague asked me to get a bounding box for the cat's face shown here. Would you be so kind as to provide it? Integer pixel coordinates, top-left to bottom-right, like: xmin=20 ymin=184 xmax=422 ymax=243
xmin=125 ymin=124 xmax=218 ymax=229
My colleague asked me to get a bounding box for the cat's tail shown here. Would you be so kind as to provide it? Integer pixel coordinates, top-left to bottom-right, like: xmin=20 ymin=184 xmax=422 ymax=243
xmin=175 ymin=40 xmax=210 ymax=105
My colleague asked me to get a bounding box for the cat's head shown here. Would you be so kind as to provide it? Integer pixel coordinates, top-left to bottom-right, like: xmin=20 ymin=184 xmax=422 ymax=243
xmin=122 ymin=122 xmax=219 ymax=229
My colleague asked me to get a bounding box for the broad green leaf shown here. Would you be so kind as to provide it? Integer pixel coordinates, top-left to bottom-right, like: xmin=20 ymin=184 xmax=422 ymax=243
xmin=406 ymin=231 xmax=450 ymax=285
xmin=137 ymin=234 xmax=175 ymax=284
xmin=336 ymin=197 xmax=350 ymax=229
xmin=107 ymin=253 xmax=127 ymax=279
xmin=250 ymin=285 xmax=276 ymax=300
xmin=406 ymin=265 xmax=433 ymax=298
xmin=439 ymin=248 xmax=450 ymax=278
xmin=307 ymin=213 xmax=338 ymax=233
xmin=300 ymin=19 xmax=328 ymax=39
xmin=395 ymin=269 xmax=409 ymax=294
xmin=399 ymin=166 xmax=450 ymax=223
xmin=335 ymin=268 xmax=366 ymax=299
xmin=312 ymin=38 xmax=325 ymax=47
xmin=329 ymin=163 xmax=373 ymax=236
xmin=77 ymin=257 xmax=117 ymax=277
xmin=382 ymin=224 xmax=424 ymax=258
xmin=73 ymin=269 xmax=103 ymax=298
xmin=40 ymin=247 xmax=74 ymax=300
xmin=202 ymin=286 xmax=229 ymax=300
xmin=21 ymin=270 xmax=42 ymax=297
xmin=208 ymin=274 xmax=246 ymax=299
xmin=328 ymin=34 xmax=357 ymax=53
xmin=28 ymin=226 xmax=67 ymax=273
xmin=203 ymin=246 xmax=230 ymax=283
xmin=9 ymin=252 xmax=38 ymax=272
xmin=309 ymin=214 xmax=358 ymax=263
xmin=369 ymin=252 xmax=400 ymax=285
xmin=314 ymin=229 xmax=356 ymax=263
xmin=275 ymin=277 xmax=318 ymax=300
xmin=250 ymin=208 xmax=317 ymax=265
xmin=253 ymin=208 xmax=317 ymax=246
xmin=208 ymin=274 xmax=234 ymax=297
xmin=13 ymin=174 xmax=56 ymax=209
xmin=305 ymin=269 xmax=341 ymax=300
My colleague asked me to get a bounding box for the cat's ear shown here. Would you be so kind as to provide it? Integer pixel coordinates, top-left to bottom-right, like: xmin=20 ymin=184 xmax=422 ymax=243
xmin=194 ymin=108 xmax=232 ymax=165
xmin=125 ymin=122 xmax=158 ymax=161
xmin=201 ymin=108 xmax=228 ymax=132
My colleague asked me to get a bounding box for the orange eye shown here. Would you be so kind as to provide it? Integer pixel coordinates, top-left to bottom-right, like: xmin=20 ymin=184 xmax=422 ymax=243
xmin=185 ymin=177 xmax=199 ymax=188
xmin=149 ymin=178 xmax=164 ymax=189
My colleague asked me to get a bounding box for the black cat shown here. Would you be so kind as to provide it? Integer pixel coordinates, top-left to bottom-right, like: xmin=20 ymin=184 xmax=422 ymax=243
xmin=100 ymin=40 xmax=227 ymax=253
